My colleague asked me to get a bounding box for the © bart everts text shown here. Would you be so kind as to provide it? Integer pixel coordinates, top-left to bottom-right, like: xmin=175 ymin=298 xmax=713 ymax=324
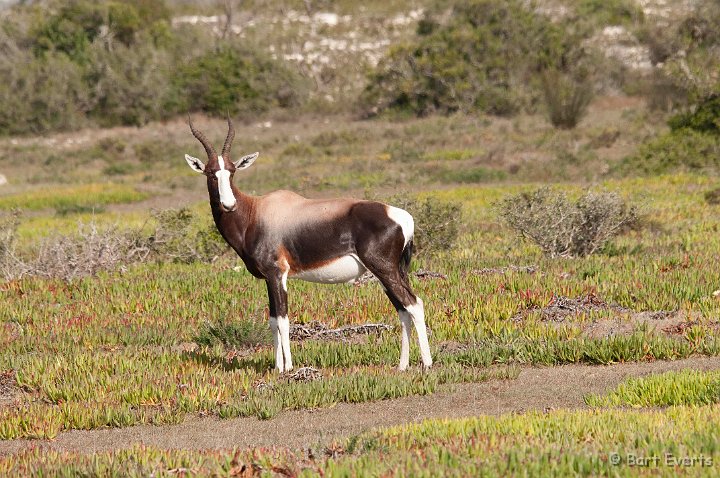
xmin=611 ymin=453 xmax=714 ymax=467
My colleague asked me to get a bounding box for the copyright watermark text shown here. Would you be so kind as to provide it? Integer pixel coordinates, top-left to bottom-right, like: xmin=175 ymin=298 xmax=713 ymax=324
xmin=609 ymin=452 xmax=713 ymax=467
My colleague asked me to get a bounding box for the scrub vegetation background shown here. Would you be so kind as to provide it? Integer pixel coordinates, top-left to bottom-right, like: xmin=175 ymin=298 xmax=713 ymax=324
xmin=1 ymin=0 xmax=720 ymax=475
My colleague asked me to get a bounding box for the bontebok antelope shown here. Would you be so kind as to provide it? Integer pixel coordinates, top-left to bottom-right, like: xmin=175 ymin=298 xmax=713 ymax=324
xmin=184 ymin=118 xmax=432 ymax=372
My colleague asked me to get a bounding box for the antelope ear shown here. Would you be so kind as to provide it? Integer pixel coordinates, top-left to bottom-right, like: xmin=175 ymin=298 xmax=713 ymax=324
xmin=185 ymin=154 xmax=205 ymax=173
xmin=233 ymin=152 xmax=259 ymax=170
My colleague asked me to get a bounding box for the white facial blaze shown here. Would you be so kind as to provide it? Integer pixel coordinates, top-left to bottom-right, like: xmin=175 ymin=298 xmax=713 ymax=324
xmin=216 ymin=156 xmax=236 ymax=210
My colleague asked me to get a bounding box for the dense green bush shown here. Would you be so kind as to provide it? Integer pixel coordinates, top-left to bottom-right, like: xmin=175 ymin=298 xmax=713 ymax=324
xmin=170 ymin=46 xmax=309 ymax=116
xmin=0 ymin=49 xmax=90 ymax=134
xmin=668 ymin=95 xmax=720 ymax=135
xmin=31 ymin=1 xmax=105 ymax=62
xmin=107 ymin=0 xmax=171 ymax=46
xmin=85 ymin=39 xmax=174 ymax=126
xmin=642 ymin=1 xmax=720 ymax=117
xmin=358 ymin=0 xmax=580 ymax=118
xmin=624 ymin=1 xmax=720 ymax=175
xmin=575 ymin=0 xmax=644 ymax=27
xmin=32 ymin=0 xmax=170 ymax=59
xmin=0 ymin=0 xmax=308 ymax=135
xmin=615 ymin=129 xmax=720 ymax=175
xmin=0 ymin=0 xmax=175 ymax=133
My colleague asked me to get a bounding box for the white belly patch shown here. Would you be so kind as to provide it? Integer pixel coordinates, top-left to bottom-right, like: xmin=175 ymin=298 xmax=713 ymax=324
xmin=291 ymin=254 xmax=367 ymax=284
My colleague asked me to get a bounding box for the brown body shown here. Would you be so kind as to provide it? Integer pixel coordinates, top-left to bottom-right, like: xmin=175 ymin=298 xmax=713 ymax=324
xmin=185 ymin=118 xmax=432 ymax=372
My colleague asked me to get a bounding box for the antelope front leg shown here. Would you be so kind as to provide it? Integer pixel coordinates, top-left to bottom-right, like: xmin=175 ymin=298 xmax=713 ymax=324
xmin=269 ymin=316 xmax=283 ymax=372
xmin=266 ymin=277 xmax=293 ymax=373
xmin=398 ymin=310 xmax=413 ymax=371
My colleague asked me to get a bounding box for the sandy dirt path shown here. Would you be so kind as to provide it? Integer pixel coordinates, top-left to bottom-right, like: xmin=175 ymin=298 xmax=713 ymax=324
xmin=2 ymin=356 xmax=719 ymax=456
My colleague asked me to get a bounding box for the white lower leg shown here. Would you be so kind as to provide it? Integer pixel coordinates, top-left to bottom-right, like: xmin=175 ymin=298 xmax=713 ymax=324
xmin=407 ymin=298 xmax=432 ymax=368
xmin=277 ymin=316 xmax=293 ymax=371
xmin=398 ymin=311 xmax=412 ymax=371
xmin=269 ymin=316 xmax=284 ymax=372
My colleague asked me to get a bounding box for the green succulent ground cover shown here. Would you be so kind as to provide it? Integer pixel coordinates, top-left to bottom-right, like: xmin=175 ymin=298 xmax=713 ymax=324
xmin=2 ymin=406 xmax=718 ymax=476
xmin=1 ymin=0 xmax=720 ymax=474
xmin=2 ymin=174 xmax=720 ymax=442
xmin=586 ymin=369 xmax=720 ymax=407
xmin=0 ymin=183 xmax=147 ymax=212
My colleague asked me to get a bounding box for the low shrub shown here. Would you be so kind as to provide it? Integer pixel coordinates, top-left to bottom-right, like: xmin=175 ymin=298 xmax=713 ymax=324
xmin=102 ymin=163 xmax=134 ymax=176
xmin=635 ymin=24 xmax=682 ymax=66
xmin=31 ymin=223 xmax=138 ymax=280
xmin=705 ymin=187 xmax=720 ymax=205
xmin=498 ymin=188 xmax=638 ymax=258
xmin=194 ymin=319 xmax=271 ymax=349
xmin=541 ymin=69 xmax=595 ymax=129
xmin=144 ymin=208 xmax=228 ymax=264
xmin=384 ymin=193 xmax=462 ymax=257
xmin=0 ymin=211 xmax=27 ymax=280
xmin=384 ymin=141 xmax=423 ymax=163
xmin=1 ymin=208 xmax=228 ymax=281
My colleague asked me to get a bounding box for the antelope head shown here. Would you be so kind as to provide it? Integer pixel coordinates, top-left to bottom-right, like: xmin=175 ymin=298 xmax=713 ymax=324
xmin=185 ymin=116 xmax=259 ymax=212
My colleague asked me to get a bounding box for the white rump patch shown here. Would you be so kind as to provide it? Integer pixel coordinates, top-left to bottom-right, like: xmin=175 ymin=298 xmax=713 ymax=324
xmin=386 ymin=206 xmax=414 ymax=246
xmin=292 ymin=254 xmax=366 ymax=284
xmin=216 ymin=156 xmax=236 ymax=210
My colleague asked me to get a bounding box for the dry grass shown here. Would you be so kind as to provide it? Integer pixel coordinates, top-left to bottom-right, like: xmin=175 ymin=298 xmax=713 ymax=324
xmin=0 ymin=95 xmax=657 ymax=207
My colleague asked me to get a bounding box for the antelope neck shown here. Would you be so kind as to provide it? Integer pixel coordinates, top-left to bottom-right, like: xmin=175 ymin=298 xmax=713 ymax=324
xmin=209 ymin=182 xmax=256 ymax=253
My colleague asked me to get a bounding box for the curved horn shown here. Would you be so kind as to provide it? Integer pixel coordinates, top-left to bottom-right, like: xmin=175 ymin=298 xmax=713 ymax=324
xmin=221 ymin=115 xmax=235 ymax=159
xmin=188 ymin=114 xmax=216 ymax=160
